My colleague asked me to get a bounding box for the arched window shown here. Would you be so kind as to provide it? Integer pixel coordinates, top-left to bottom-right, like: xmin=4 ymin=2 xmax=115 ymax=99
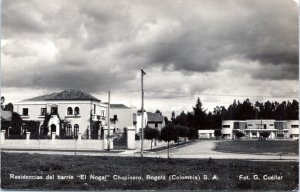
xmin=66 ymin=124 xmax=72 ymax=136
xmin=74 ymin=124 xmax=79 ymax=138
xmin=67 ymin=107 xmax=73 ymax=115
xmin=74 ymin=107 xmax=80 ymax=115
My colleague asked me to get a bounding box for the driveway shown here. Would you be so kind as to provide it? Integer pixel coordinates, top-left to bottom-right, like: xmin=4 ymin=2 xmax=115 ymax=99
xmin=146 ymin=140 xmax=299 ymax=161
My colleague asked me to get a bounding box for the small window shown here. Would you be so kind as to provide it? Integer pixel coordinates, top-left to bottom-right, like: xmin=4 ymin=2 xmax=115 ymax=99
xmin=94 ymin=104 xmax=96 ymax=114
xmin=74 ymin=107 xmax=80 ymax=115
xmin=22 ymin=108 xmax=28 ymax=116
xmin=66 ymin=124 xmax=72 ymax=136
xmin=269 ymin=124 xmax=274 ymax=126
xmin=222 ymin=125 xmax=230 ymax=128
xmin=51 ymin=107 xmax=58 ymax=115
xmin=67 ymin=107 xmax=73 ymax=115
xmin=74 ymin=124 xmax=79 ymax=137
xmin=248 ymin=124 xmax=253 ymax=126
xmin=101 ymin=110 xmax=105 ymax=117
xmin=40 ymin=108 xmax=46 ymax=116
xmin=155 ymin=123 xmax=158 ymax=128
xmin=291 ymin=125 xmax=299 ymax=128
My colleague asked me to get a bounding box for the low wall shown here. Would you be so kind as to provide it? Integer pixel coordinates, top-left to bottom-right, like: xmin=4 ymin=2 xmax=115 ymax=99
xmin=0 ymin=139 xmax=103 ymax=151
xmin=135 ymin=140 xmax=175 ymax=150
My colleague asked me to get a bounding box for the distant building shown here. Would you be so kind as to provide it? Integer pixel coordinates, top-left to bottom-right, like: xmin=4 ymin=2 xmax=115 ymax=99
xmin=135 ymin=110 xmax=148 ymax=134
xmin=13 ymin=89 xmax=107 ymax=138
xmin=221 ymin=119 xmax=299 ymax=140
xmin=198 ymin=130 xmax=215 ymax=139
xmin=109 ymin=104 xmax=135 ymax=133
xmin=1 ymin=108 xmax=12 ymax=135
xmin=147 ymin=112 xmax=165 ymax=132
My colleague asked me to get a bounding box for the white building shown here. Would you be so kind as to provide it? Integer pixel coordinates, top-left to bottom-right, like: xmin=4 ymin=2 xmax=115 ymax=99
xmin=109 ymin=104 xmax=135 ymax=133
xmin=198 ymin=130 xmax=215 ymax=139
xmin=135 ymin=110 xmax=148 ymax=134
xmin=221 ymin=119 xmax=299 ymax=140
xmin=13 ymin=89 xmax=108 ymax=138
xmin=147 ymin=112 xmax=166 ymax=132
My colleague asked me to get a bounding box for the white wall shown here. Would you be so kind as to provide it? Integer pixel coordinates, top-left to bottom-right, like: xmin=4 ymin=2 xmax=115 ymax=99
xmin=110 ymin=108 xmax=134 ymax=133
xmin=13 ymin=100 xmax=107 ymax=137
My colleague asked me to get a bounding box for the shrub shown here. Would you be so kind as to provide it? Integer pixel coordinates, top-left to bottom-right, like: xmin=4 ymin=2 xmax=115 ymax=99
xmin=135 ymin=133 xmax=140 ymax=140
xmin=235 ymin=131 xmax=245 ymax=138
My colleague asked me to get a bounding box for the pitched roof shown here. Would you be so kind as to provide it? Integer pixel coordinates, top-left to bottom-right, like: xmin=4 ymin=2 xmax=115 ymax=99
xmin=1 ymin=108 xmax=12 ymax=121
xmin=147 ymin=112 xmax=164 ymax=123
xmin=23 ymin=89 xmax=100 ymax=102
xmin=110 ymin=104 xmax=130 ymax=109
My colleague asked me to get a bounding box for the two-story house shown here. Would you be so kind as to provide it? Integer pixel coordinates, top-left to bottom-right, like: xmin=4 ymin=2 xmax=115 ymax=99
xmin=13 ymin=89 xmax=107 ymax=138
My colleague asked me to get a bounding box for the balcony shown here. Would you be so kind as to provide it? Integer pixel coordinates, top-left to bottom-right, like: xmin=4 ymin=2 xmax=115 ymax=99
xmin=91 ymin=115 xmax=105 ymax=121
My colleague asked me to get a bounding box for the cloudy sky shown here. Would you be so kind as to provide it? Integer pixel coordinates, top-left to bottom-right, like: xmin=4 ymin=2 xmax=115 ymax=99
xmin=1 ymin=0 xmax=299 ymax=117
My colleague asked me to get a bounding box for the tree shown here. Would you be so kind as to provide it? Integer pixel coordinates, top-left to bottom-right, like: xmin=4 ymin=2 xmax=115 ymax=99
xmin=176 ymin=125 xmax=190 ymax=142
xmin=260 ymin=131 xmax=270 ymax=140
xmin=161 ymin=124 xmax=177 ymax=159
xmin=10 ymin=112 xmax=23 ymax=135
xmin=144 ymin=127 xmax=159 ymax=149
xmin=214 ymin=129 xmax=222 ymax=139
xmin=1 ymin=96 xmax=5 ymax=109
xmin=160 ymin=124 xmax=177 ymax=142
xmin=189 ymin=128 xmax=198 ymax=140
xmin=4 ymin=103 xmax=14 ymax=112
xmin=234 ymin=131 xmax=245 ymax=139
xmin=192 ymin=97 xmax=207 ymax=130
xmin=42 ymin=113 xmax=51 ymax=136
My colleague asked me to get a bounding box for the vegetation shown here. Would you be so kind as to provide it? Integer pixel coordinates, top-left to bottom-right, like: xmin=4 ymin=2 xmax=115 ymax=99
xmin=1 ymin=153 xmax=298 ymax=190
xmin=234 ymin=131 xmax=245 ymax=139
xmin=214 ymin=129 xmax=222 ymax=139
xmin=171 ymin=98 xmax=299 ymax=130
xmin=260 ymin=131 xmax=270 ymax=139
xmin=214 ymin=140 xmax=299 ymax=155
xmin=10 ymin=112 xmax=23 ymax=135
xmin=144 ymin=127 xmax=159 ymax=149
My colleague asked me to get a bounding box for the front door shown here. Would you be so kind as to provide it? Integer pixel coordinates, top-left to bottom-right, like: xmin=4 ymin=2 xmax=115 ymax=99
xmin=51 ymin=124 xmax=56 ymax=133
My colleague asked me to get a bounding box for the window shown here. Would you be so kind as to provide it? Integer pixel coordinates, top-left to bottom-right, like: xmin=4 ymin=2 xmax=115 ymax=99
xmin=22 ymin=108 xmax=29 ymax=116
xmin=222 ymin=125 xmax=230 ymax=128
xmin=94 ymin=104 xmax=96 ymax=114
xmin=155 ymin=123 xmax=158 ymax=128
xmin=74 ymin=124 xmax=79 ymax=138
xmin=248 ymin=124 xmax=253 ymax=126
xmin=113 ymin=115 xmax=118 ymax=124
xmin=40 ymin=108 xmax=46 ymax=116
xmin=51 ymin=107 xmax=58 ymax=115
xmin=291 ymin=125 xmax=299 ymax=128
xmin=251 ymin=132 xmax=257 ymax=136
xmin=74 ymin=107 xmax=80 ymax=115
xmin=101 ymin=110 xmax=105 ymax=117
xmin=269 ymin=124 xmax=274 ymax=126
xmin=66 ymin=124 xmax=72 ymax=136
xmin=275 ymin=122 xmax=287 ymax=130
xmin=67 ymin=107 xmax=73 ymax=115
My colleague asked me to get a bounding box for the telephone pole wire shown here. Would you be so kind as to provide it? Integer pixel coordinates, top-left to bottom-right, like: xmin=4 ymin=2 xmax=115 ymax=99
xmin=107 ymin=90 xmax=111 ymax=151
xmin=141 ymin=69 xmax=146 ymax=158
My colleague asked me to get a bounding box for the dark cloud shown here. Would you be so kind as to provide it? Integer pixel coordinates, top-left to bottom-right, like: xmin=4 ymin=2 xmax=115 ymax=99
xmin=1 ymin=0 xmax=298 ymax=95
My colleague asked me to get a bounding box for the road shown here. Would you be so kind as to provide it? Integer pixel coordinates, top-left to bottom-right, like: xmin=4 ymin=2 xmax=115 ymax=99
xmin=1 ymin=140 xmax=298 ymax=161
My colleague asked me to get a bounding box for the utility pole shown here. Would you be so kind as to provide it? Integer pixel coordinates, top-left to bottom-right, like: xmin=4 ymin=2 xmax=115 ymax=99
xmin=107 ymin=90 xmax=111 ymax=151
xmin=141 ymin=69 xmax=146 ymax=157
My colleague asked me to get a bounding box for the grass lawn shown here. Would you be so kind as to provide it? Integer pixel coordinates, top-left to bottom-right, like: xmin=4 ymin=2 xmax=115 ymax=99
xmin=214 ymin=140 xmax=299 ymax=155
xmin=1 ymin=152 xmax=298 ymax=191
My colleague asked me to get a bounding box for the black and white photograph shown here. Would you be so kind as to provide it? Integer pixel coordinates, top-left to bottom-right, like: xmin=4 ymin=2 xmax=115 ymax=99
xmin=0 ymin=0 xmax=299 ymax=191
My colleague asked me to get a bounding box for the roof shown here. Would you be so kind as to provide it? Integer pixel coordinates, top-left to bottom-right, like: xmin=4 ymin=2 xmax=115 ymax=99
xmin=147 ymin=112 xmax=164 ymax=123
xmin=23 ymin=89 xmax=100 ymax=102
xmin=109 ymin=104 xmax=130 ymax=109
xmin=1 ymin=109 xmax=12 ymax=121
